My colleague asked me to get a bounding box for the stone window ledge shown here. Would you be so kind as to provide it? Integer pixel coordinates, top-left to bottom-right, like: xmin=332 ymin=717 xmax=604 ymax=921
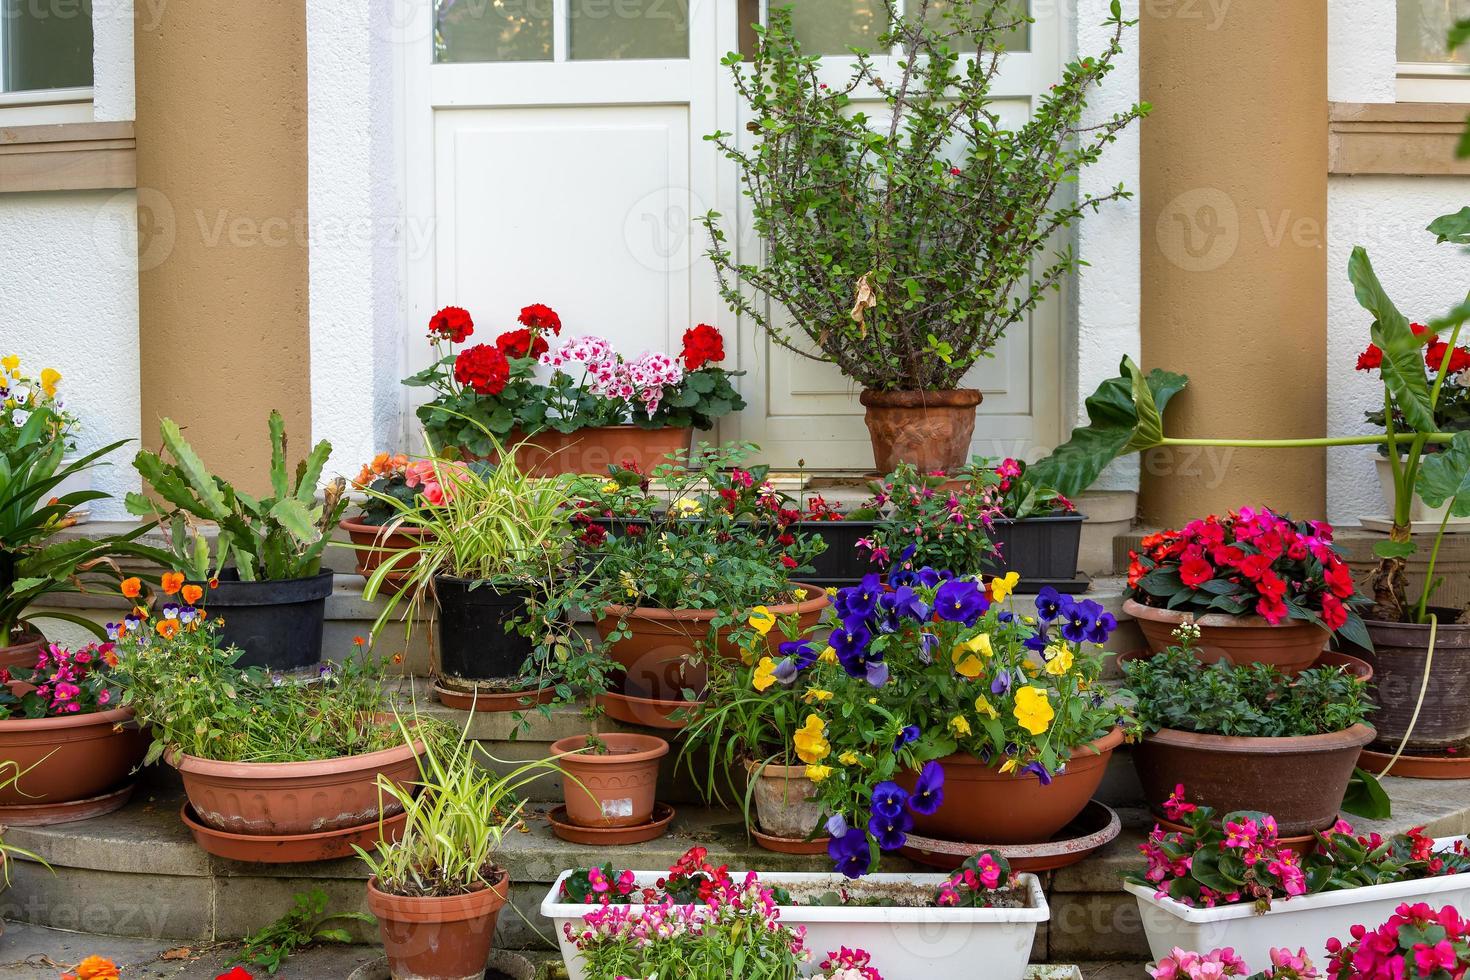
xmin=1330 ymin=102 xmax=1470 ymax=176
xmin=0 ymin=121 xmax=136 ymax=194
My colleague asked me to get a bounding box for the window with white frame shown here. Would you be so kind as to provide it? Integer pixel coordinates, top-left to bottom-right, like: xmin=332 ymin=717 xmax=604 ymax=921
xmin=1398 ymin=0 xmax=1470 ymax=102
xmin=0 ymin=0 xmax=94 ymax=123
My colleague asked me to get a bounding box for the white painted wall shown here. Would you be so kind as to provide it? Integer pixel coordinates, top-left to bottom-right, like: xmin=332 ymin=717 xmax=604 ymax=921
xmin=0 ymin=191 xmax=141 ymax=519
xmin=90 ymin=0 xmax=136 ymax=121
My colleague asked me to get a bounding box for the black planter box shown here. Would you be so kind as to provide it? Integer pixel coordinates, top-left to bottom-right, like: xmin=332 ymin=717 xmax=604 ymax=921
xmin=982 ymin=514 xmax=1087 ymax=589
xmin=209 ymin=568 xmax=333 ymax=672
xmin=434 ymin=576 xmax=534 ymax=683
xmin=793 ymin=519 xmax=885 ymax=589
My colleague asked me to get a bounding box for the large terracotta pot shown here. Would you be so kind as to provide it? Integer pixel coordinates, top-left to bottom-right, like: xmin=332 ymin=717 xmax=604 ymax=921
xmin=858 ymin=388 xmax=982 ymax=474
xmin=551 ymin=732 xmax=667 ymax=829
xmin=511 ymin=426 xmax=693 ymax=477
xmin=745 ymin=758 xmax=824 ymax=839
xmin=168 ymin=734 xmax=424 ymax=835
xmin=1124 ymin=598 xmax=1329 ymax=675
xmin=367 ymin=873 xmax=508 ymax=980
xmin=899 ymin=727 xmax=1123 ymax=845
xmin=1132 ymin=724 xmax=1376 ymax=836
xmin=339 ymin=516 xmax=433 ymax=589
xmin=594 ymin=585 xmax=829 ymax=701
xmin=1359 ymin=617 xmax=1470 ymax=751
xmin=0 ymin=632 xmax=44 ymax=673
xmin=0 ymin=707 xmax=146 ymax=807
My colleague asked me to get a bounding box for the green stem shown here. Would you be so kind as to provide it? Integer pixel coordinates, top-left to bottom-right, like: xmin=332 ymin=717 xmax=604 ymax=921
xmin=1157 ymin=434 xmax=1457 ymax=449
xmin=1415 ymin=501 xmax=1455 ymax=624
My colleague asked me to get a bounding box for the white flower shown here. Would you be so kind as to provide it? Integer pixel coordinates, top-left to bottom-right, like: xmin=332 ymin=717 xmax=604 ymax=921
xmin=11 ymin=408 xmax=29 ymax=427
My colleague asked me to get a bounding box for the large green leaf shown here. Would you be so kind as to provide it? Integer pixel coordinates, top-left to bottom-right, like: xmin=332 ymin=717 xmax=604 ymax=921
xmin=1340 ymin=768 xmax=1392 ymax=820
xmin=1350 ymin=247 xmax=1435 ymax=432
xmin=1417 ymin=430 xmax=1470 ymax=517
xmin=157 ymin=418 xmax=232 ymax=520
xmin=1027 ymin=356 xmax=1188 ymax=499
xmin=268 ymin=497 xmax=321 ymax=544
xmin=1429 ymin=207 xmax=1470 ymax=245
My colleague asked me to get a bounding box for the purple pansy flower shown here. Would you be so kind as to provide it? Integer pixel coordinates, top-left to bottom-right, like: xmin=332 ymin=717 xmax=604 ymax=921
xmin=1034 ymin=586 xmax=1068 ymax=623
xmin=935 ymin=579 xmax=989 ymax=626
xmin=829 ymin=828 xmax=872 ymax=879
xmin=868 ymin=808 xmax=914 ymax=851
xmin=893 ymin=724 xmax=921 ymax=752
xmin=908 ymin=760 xmax=945 ymax=815
xmin=1022 ymin=761 xmax=1054 ymax=786
xmin=870 ymin=781 xmax=909 ymax=819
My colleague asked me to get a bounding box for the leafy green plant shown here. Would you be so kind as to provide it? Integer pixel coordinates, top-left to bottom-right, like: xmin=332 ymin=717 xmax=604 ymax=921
xmin=229 ymin=889 xmax=372 ymax=975
xmin=127 ymin=411 xmax=348 ymax=582
xmin=704 ymin=1 xmax=1146 ymax=391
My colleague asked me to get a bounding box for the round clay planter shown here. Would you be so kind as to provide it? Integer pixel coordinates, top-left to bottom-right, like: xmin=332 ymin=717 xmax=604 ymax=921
xmin=168 ymin=734 xmax=424 ymax=836
xmin=1357 ymin=746 xmax=1470 ymax=780
xmin=181 ymin=803 xmax=410 ymax=863
xmin=367 ymin=873 xmax=508 ymax=980
xmin=207 ymin=568 xmax=335 ymax=671
xmin=1132 ymin=724 xmax=1376 ymax=837
xmin=595 ymin=689 xmax=702 ymax=730
xmin=903 ymin=799 xmax=1123 ymax=873
xmin=898 ymin=727 xmax=1124 ymax=845
xmin=858 ymin=388 xmax=982 ymax=474
xmin=547 ymin=801 xmax=675 ymax=846
xmin=595 ymin=585 xmax=828 ymax=702
xmin=1124 ymin=598 xmax=1329 ymax=676
xmin=0 ymin=632 xmax=44 ymax=673
xmin=511 ymin=425 xmax=693 ymax=477
xmin=744 ymin=758 xmax=824 ymax=840
xmin=0 ymin=707 xmax=146 ymax=809
xmin=1359 ymin=617 xmax=1470 ymax=751
xmin=340 ymin=516 xmax=433 ymax=587
xmin=551 ymin=732 xmax=668 ymax=829
xmin=432 ymin=682 xmax=556 ymax=713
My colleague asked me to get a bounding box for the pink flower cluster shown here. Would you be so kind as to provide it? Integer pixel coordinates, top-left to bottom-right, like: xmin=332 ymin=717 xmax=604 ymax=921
xmin=540 ymin=335 xmax=685 ymax=416
xmin=403 ymin=459 xmax=469 ymax=506
xmin=936 ymin=853 xmax=1004 ymax=906
xmin=0 ymin=642 xmax=119 ymax=718
xmin=1327 ymin=903 xmax=1470 ymax=980
xmin=1140 ymin=794 xmax=1306 ymax=907
xmin=815 ymin=946 xmax=883 ymax=980
xmin=1150 ymin=946 xmax=1321 ymax=980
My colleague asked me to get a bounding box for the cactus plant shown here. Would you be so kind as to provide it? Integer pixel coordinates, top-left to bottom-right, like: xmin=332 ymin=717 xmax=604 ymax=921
xmin=127 ymin=411 xmax=348 ymax=582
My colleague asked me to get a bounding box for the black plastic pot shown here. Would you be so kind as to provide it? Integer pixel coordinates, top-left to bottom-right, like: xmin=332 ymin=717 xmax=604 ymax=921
xmin=793 ymin=519 xmax=884 ymax=589
xmin=209 ymin=568 xmax=334 ymax=671
xmin=434 ymin=576 xmax=534 ymax=683
xmin=982 ymin=513 xmax=1086 ymax=587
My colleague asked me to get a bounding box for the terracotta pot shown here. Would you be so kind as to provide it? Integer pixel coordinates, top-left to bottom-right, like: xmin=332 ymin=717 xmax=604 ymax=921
xmin=367 ymin=873 xmax=508 ymax=980
xmin=0 ymin=632 xmax=44 ymax=673
xmin=0 ymin=707 xmax=146 ymax=808
xmin=340 ymin=516 xmax=433 ymax=585
xmin=595 ymin=689 xmax=702 ymax=730
xmin=1359 ymin=617 xmax=1470 ymax=751
xmin=168 ymin=734 xmax=424 ymax=835
xmin=1116 ymin=648 xmax=1373 ymax=683
xmin=595 ymin=585 xmax=829 ymax=702
xmin=1132 ymin=724 xmax=1375 ymax=837
xmin=511 ymin=426 xmax=693 ymax=477
xmin=744 ymin=758 xmax=824 ymax=839
xmin=550 ymin=732 xmax=668 ymax=829
xmin=898 ymin=727 xmax=1123 ymax=845
xmin=1124 ymin=598 xmax=1329 ymax=675
xmin=858 ymin=388 xmax=982 ymax=474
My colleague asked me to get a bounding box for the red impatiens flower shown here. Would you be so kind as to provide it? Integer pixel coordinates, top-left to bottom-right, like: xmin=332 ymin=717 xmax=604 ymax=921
xmin=681 ymin=323 xmax=726 ymax=371
xmin=453 ymin=343 xmax=510 ymax=396
xmin=518 ymin=303 xmax=562 ymax=335
xmin=1179 ymin=556 xmax=1213 ymax=589
xmin=495 ymin=328 xmax=548 ymax=360
xmin=428 ymin=305 xmax=474 ymax=343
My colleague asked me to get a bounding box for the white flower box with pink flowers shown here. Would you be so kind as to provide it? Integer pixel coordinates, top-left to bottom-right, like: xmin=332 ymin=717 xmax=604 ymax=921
xmin=540 ymin=869 xmax=1049 ymax=980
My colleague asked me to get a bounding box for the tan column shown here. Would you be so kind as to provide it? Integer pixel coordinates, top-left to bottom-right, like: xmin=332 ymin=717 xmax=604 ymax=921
xmin=1139 ymin=0 xmax=1327 ymax=527
xmin=134 ymin=0 xmax=311 ymax=490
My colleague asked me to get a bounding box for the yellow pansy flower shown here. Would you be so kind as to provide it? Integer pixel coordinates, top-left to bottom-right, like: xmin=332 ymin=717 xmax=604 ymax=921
xmin=748 ymin=606 xmax=775 ymax=636
xmin=39 ymin=368 xmax=60 ymax=398
xmin=1014 ymin=686 xmax=1055 ymax=736
xmin=951 ymin=633 xmax=993 ymax=678
xmin=818 ymin=645 xmax=838 ymax=665
xmin=949 ymin=714 xmax=972 ymax=737
xmin=794 ymin=588 xmax=808 ymax=601
xmin=990 ymin=571 xmax=1021 ymax=603
xmin=1 ymin=355 xmax=17 ymax=374
xmin=752 ymin=657 xmax=777 ymax=692
xmin=825 ymin=586 xmax=838 ymax=597
xmin=838 ymin=750 xmax=860 ymax=766
xmin=1000 ymin=758 xmax=1019 ymax=774
xmin=803 ymin=687 xmax=833 ymax=703
xmin=805 ymin=764 xmax=833 ymax=783
xmin=1044 ymin=645 xmax=1074 ymax=676
xmin=794 ymin=714 xmax=830 ymax=764
xmin=974 ymin=694 xmax=999 ymax=719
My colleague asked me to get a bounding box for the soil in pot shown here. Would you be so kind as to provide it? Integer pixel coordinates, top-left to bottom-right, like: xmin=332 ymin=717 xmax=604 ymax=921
xmin=745 ymin=758 xmax=824 ymax=840
xmin=1132 ymin=724 xmax=1375 ymax=837
xmin=512 ymin=426 xmax=693 ymax=477
xmin=435 ymin=577 xmax=536 ymax=685
xmin=1125 ymin=598 xmax=1329 ymax=675
xmin=897 ymin=728 xmax=1123 ymax=845
xmin=367 ymin=872 xmax=508 ymax=980
xmin=859 ymin=389 xmax=982 ymax=473
xmin=207 ymin=568 xmax=334 ymax=671
xmin=0 ymin=631 xmax=43 ymax=673
xmin=551 ymin=733 xmax=668 ymax=829
xmin=982 ymin=514 xmax=1086 ymax=583
xmin=0 ymin=707 xmax=147 ymax=809
xmin=1359 ymin=616 xmax=1470 ymax=751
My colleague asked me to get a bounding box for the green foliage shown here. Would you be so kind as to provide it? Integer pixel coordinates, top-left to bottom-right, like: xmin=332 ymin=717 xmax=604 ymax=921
xmin=856 ymin=462 xmax=996 ymax=577
xmin=704 ymin=1 xmax=1147 ymax=390
xmin=127 ymin=411 xmax=348 ymax=582
xmin=229 ymin=889 xmax=372 ymax=975
xmin=1416 ymin=430 xmax=1470 ymax=518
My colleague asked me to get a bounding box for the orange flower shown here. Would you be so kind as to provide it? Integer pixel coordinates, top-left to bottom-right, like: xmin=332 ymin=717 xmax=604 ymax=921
xmin=161 ymin=572 xmax=185 ymax=595
xmin=352 ymin=636 xmax=366 ymax=647
xmin=208 ymin=577 xmax=219 ymax=589
xmin=181 ymin=584 xmax=204 ymax=605
xmin=102 ymin=648 xmax=119 ymax=667
xmin=155 ymin=620 xmax=180 ymax=639
xmin=392 ymin=653 xmax=404 ymax=665
xmin=63 ymin=956 xmax=120 ymax=980
xmin=120 ymin=577 xmax=141 ymax=599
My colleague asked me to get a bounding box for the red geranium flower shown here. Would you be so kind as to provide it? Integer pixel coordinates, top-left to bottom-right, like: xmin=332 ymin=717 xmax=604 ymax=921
xmin=1426 ymin=339 xmax=1470 ymax=375
xmin=1355 ymin=344 xmax=1383 ymax=371
xmin=681 ymin=323 xmax=725 ymax=371
xmin=495 ymin=328 xmax=548 ymax=360
xmin=453 ymin=344 xmax=510 ymax=396
xmin=428 ymin=306 xmax=474 ymax=343
xmin=518 ymin=303 xmax=562 ymax=335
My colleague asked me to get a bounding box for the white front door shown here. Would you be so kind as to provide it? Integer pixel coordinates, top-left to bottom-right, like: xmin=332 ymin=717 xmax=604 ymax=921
xmin=403 ymin=1 xmax=1065 ymax=468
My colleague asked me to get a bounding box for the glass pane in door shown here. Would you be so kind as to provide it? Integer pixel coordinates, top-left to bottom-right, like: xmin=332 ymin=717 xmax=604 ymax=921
xmin=1 ymin=0 xmax=93 ymax=92
xmin=435 ymin=0 xmax=553 ymax=63
xmin=918 ymin=0 xmax=1029 ymax=54
xmin=1398 ymin=0 xmax=1470 ymax=63
xmin=781 ymin=0 xmax=887 ymax=56
xmin=569 ymin=0 xmax=689 ymax=60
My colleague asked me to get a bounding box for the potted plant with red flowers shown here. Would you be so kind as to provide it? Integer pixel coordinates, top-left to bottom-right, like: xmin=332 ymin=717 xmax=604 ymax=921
xmin=980 ymin=458 xmax=1086 ymax=587
xmin=338 ymin=452 xmax=437 ymax=592
xmin=1124 ymin=509 xmax=1370 ymax=675
xmin=1325 ymin=902 xmax=1470 ymax=980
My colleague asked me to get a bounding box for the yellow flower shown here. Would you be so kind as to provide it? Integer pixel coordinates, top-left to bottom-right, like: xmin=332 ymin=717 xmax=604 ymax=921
xmin=803 ymin=687 xmax=833 ymax=703
xmin=1044 ymin=645 xmax=1074 ymax=676
xmin=818 ymin=645 xmax=838 ymax=665
xmin=39 ymin=367 xmax=60 ymax=398
xmin=794 ymin=714 xmax=830 ymax=764
xmin=601 ymin=480 xmax=619 ymax=493
xmin=949 ymin=714 xmax=972 ymax=737
xmin=805 ymin=764 xmax=833 ymax=783
xmin=1022 ymin=660 xmax=1041 ymax=676
xmin=794 ymin=588 xmax=809 ymax=601
xmin=752 ymin=657 xmax=777 ymax=692
xmin=1014 ymin=686 xmax=1055 ymax=736
xmin=951 ymin=633 xmax=992 ymax=678
xmin=974 ymin=694 xmax=999 ymax=719
xmin=825 ymin=586 xmax=838 ymax=597
xmin=838 ymin=750 xmax=860 ymax=766
xmin=1000 ymin=758 xmax=1019 ymax=774
xmin=990 ymin=571 xmax=1021 ymax=603
xmin=671 ymin=498 xmax=703 ymax=516
xmin=748 ymin=606 xmax=775 ymax=635
xmin=1 ymin=355 xmax=17 ymax=374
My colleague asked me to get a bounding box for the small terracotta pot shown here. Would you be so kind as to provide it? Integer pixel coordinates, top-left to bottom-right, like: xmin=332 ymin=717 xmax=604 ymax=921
xmin=0 ymin=632 xmax=44 ymax=673
xmin=745 ymin=758 xmax=824 ymax=839
xmin=595 ymin=689 xmax=702 ymax=730
xmin=1132 ymin=724 xmax=1375 ymax=837
xmin=511 ymin=425 xmax=693 ymax=477
xmin=858 ymin=388 xmax=982 ymax=474
xmin=899 ymin=727 xmax=1123 ymax=845
xmin=169 ymin=733 xmax=424 ymax=835
xmin=367 ymin=873 xmax=507 ymax=980
xmin=551 ymin=732 xmax=668 ymax=829
xmin=340 ymin=516 xmax=433 ymax=586
xmin=1359 ymin=617 xmax=1470 ymax=751
xmin=1124 ymin=598 xmax=1329 ymax=675
xmin=0 ymin=707 xmax=146 ymax=808
xmin=595 ymin=585 xmax=829 ymax=701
